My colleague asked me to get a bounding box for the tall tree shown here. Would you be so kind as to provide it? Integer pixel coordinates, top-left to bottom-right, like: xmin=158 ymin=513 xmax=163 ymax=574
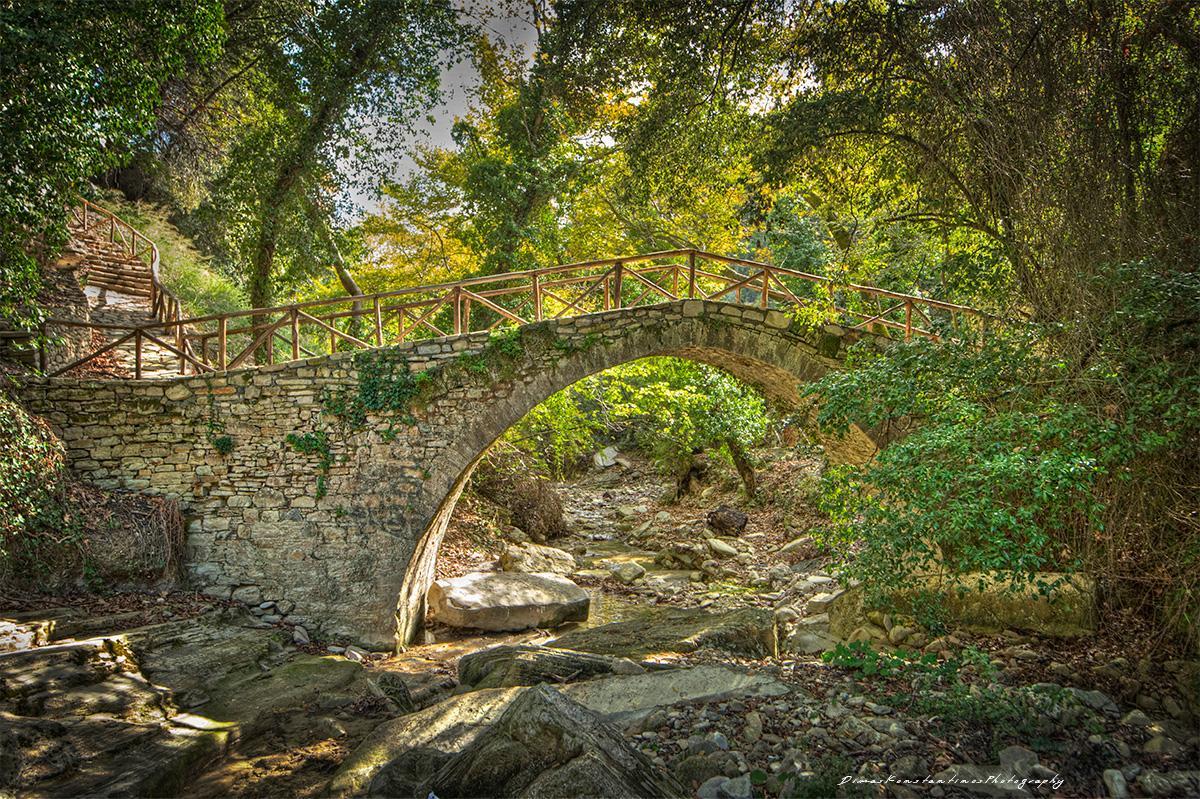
xmin=241 ymin=0 xmax=464 ymax=310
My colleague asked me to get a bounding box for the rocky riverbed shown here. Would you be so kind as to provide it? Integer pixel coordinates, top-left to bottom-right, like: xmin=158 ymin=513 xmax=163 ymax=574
xmin=1 ymin=449 xmax=1197 ymax=797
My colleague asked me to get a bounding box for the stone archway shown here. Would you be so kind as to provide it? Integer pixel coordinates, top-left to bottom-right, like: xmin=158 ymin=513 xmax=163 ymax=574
xmin=386 ymin=301 xmax=884 ymax=646
xmin=22 ymin=299 xmax=885 ymax=648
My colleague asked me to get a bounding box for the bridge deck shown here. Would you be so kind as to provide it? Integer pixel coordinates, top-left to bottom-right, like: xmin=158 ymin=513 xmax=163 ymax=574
xmin=43 ymin=205 xmax=988 ymax=380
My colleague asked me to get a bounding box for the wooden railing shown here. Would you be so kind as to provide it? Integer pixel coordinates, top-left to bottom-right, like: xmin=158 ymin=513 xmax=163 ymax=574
xmin=67 ymin=199 xmax=187 ymax=326
xmin=41 ymin=248 xmax=988 ymax=379
xmin=43 ymin=200 xmax=193 ymax=375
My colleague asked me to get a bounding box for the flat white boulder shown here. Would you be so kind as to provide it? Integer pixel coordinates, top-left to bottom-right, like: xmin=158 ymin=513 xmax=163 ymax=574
xmin=427 ymin=572 xmax=590 ymax=632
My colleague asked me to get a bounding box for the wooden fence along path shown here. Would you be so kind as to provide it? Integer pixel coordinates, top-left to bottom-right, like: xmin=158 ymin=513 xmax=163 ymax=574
xmin=44 ymin=203 xmax=988 ymax=379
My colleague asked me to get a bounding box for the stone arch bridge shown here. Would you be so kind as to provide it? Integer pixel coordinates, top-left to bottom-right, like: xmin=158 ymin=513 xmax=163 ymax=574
xmin=21 ymin=299 xmax=903 ymax=647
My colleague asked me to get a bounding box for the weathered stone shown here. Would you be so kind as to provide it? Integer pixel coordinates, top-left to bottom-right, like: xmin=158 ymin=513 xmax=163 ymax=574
xmin=457 ymin=645 xmax=644 ymax=689
xmin=329 ymin=688 xmax=522 ymax=797
xmin=805 ymin=590 xmax=844 ymax=614
xmin=706 ymin=506 xmax=748 ymax=536
xmin=707 ymin=538 xmax=738 ymax=559
xmin=427 ymin=572 xmax=590 ymax=632
xmin=1102 ymin=769 xmax=1129 ymax=799
xmin=778 ymin=536 xmax=813 ymax=554
xmin=560 ymin=665 xmax=789 ymax=724
xmin=697 ymin=774 xmax=752 ymax=799
xmin=22 ymin=299 xmax=888 ymax=647
xmin=1068 ymin=687 xmax=1120 ymax=717
xmin=831 ymin=576 xmax=1095 ymax=641
xmin=549 ymin=606 xmax=777 ymax=658
xmin=1135 ymin=770 xmax=1200 ymax=797
xmin=608 ymin=560 xmax=646 ymax=584
xmin=499 ymin=542 xmax=576 ymax=575
xmin=427 ymin=685 xmax=686 ymax=798
xmin=592 ymin=446 xmax=619 ymax=468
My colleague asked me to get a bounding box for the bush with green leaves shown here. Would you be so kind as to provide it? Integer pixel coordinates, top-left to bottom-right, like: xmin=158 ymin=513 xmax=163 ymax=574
xmin=0 ymin=393 xmax=65 ymax=546
xmin=505 ymin=356 xmax=771 ymax=484
xmin=824 ymin=641 xmax=1073 ymax=754
xmin=806 ymin=263 xmax=1199 ymax=645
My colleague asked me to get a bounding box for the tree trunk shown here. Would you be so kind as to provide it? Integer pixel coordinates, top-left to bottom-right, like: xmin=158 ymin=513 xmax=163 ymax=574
xmin=726 ymin=438 xmax=756 ymax=499
xmin=245 ymin=18 xmax=387 ymax=360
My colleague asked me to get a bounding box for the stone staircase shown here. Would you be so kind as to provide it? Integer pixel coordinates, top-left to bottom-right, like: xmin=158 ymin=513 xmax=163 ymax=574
xmin=69 ymin=222 xmax=154 ymax=299
xmin=34 ymin=201 xmax=190 ymax=379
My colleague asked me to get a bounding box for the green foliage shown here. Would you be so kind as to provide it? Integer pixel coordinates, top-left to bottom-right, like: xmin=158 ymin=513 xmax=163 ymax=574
xmin=169 ymin=0 xmax=466 ymax=310
xmin=550 ymin=332 xmax=602 ymax=357
xmin=823 ymin=641 xmax=1069 ymax=751
xmin=809 ymin=316 xmax=1195 ymax=598
xmin=487 ymin=327 xmax=524 ymax=359
xmin=504 ymin=391 xmax=599 ymax=479
xmin=595 ymin=358 xmax=770 ymax=476
xmin=0 ymin=0 xmax=223 ymax=326
xmin=504 ymin=355 xmax=771 ymax=482
xmin=822 ymin=640 xmax=950 ymax=680
xmin=286 ymin=431 xmax=332 ymax=499
xmin=905 ymin=590 xmax=950 ymax=637
xmin=324 ymin=350 xmax=434 ymax=428
xmin=0 ymin=396 xmax=99 ymax=589
xmin=0 ymin=393 xmax=65 ymax=544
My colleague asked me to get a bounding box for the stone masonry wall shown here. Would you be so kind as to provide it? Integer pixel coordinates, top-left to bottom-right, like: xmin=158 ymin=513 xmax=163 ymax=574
xmin=19 ymin=299 xmax=881 ymax=648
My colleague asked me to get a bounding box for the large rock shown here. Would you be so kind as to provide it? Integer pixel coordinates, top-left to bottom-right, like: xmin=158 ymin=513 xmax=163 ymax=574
xmin=458 ymin=645 xmax=644 ymax=689
xmin=549 ymin=606 xmax=777 ymax=658
xmin=560 ymin=665 xmax=790 ymax=725
xmin=0 ymin=610 xmax=369 ymax=797
xmin=829 ymin=575 xmax=1095 ymax=640
xmin=499 ymin=542 xmax=576 ymax=575
xmin=592 ymin=446 xmax=620 ymax=468
xmin=706 ymin=506 xmax=748 ymax=536
xmin=329 ymin=688 xmax=522 ymax=797
xmin=427 ymin=684 xmax=686 ymax=798
xmin=427 ymin=572 xmax=590 ymax=632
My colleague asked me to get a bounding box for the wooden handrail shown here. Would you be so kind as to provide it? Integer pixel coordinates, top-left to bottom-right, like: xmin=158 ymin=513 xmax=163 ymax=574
xmin=67 ymin=199 xmax=197 ymax=374
xmin=43 ymin=245 xmax=991 ymax=379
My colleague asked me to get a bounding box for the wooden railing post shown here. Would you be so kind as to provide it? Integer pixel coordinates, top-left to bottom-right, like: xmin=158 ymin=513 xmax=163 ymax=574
xmin=175 ymin=320 xmax=185 ymax=375
xmin=613 ymin=260 xmax=624 ymax=309
xmin=291 ymin=308 xmax=300 ymax=360
xmin=532 ymin=273 xmax=543 ymax=321
xmin=134 ymin=330 xmax=143 ymax=379
xmin=905 ymin=300 xmax=913 ymax=340
xmin=373 ymin=296 xmax=383 ymax=346
xmin=761 ymin=269 xmax=770 ymax=309
xmin=688 ymin=251 xmax=697 ymax=298
xmin=217 ymin=317 xmax=228 ymax=371
xmin=452 ymin=287 xmax=463 ymax=334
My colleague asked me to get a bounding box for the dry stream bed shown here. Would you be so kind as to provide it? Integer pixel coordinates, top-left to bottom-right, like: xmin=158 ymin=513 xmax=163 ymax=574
xmin=1 ymin=450 xmax=1196 ymax=797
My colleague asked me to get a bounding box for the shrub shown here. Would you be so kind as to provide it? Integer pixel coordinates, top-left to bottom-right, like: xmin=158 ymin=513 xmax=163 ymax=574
xmin=806 ymin=266 xmax=1200 ymax=648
